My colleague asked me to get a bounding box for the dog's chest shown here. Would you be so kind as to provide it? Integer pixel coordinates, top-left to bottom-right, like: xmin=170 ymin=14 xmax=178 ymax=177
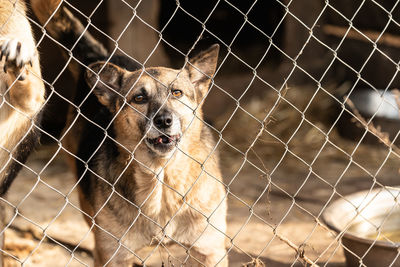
xmin=125 ymin=203 xmax=199 ymax=250
xmin=131 ymin=168 xmax=198 ymax=235
xmin=133 ymin=166 xmax=188 ymax=216
xmin=103 ymin=162 xmax=207 ymax=249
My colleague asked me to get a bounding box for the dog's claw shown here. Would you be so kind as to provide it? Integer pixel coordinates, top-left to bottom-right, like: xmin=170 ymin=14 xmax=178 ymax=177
xmin=16 ymin=42 xmax=21 ymax=53
xmin=3 ymin=64 xmax=7 ymax=73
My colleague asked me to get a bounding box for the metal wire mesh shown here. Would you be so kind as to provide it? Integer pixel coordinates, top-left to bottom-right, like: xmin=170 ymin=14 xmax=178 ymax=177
xmin=1 ymin=0 xmax=400 ymax=266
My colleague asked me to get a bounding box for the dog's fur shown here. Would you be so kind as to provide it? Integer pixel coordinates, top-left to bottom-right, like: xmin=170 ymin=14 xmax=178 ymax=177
xmin=0 ymin=0 xmax=45 ymax=265
xmin=32 ymin=0 xmax=228 ymax=266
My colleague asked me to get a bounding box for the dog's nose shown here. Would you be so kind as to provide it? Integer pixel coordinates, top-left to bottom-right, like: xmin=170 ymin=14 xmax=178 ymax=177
xmin=154 ymin=113 xmax=173 ymax=129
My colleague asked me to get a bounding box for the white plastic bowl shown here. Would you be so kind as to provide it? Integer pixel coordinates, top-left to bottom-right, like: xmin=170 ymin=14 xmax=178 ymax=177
xmin=322 ymin=187 xmax=400 ymax=267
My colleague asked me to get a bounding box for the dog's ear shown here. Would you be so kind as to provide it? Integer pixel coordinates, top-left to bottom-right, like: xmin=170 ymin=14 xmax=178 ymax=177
xmin=186 ymin=44 xmax=219 ymax=102
xmin=85 ymin=61 xmax=126 ymax=108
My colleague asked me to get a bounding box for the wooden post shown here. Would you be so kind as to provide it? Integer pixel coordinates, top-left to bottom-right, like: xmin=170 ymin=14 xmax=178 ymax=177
xmin=107 ymin=0 xmax=169 ymax=67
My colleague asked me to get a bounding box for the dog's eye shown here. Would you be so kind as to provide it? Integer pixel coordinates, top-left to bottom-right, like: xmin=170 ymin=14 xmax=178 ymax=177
xmin=172 ymin=89 xmax=183 ymax=98
xmin=133 ymin=94 xmax=147 ymax=103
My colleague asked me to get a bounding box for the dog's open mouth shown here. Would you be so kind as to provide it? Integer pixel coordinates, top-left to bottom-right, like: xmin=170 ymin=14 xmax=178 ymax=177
xmin=146 ymin=134 xmax=181 ymax=152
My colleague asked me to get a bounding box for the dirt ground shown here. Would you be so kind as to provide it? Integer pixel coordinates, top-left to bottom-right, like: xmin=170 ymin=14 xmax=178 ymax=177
xmin=3 ymin=83 xmax=400 ymax=267
xmin=3 ymin=146 xmax=346 ymax=267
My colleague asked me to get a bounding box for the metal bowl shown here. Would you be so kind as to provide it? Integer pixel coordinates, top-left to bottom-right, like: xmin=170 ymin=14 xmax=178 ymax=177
xmin=336 ymin=89 xmax=400 ymax=145
xmin=322 ymin=187 xmax=400 ymax=267
xmin=350 ymin=89 xmax=400 ymax=120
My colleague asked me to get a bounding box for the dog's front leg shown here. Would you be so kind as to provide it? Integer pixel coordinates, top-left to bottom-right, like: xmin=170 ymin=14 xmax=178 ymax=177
xmin=184 ymin=217 xmax=229 ymax=266
xmin=184 ymin=228 xmax=228 ymax=266
xmin=204 ymin=249 xmax=228 ymax=267
xmin=93 ymin=229 xmax=141 ymax=267
xmin=188 ymin=246 xmax=228 ymax=267
xmin=93 ymin=238 xmax=131 ymax=267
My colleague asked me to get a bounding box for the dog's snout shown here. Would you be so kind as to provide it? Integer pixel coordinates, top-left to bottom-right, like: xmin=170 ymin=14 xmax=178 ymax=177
xmin=154 ymin=112 xmax=173 ymax=129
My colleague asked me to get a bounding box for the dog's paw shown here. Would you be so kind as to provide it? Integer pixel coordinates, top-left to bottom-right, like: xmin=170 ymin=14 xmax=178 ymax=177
xmin=0 ymin=38 xmax=35 ymax=81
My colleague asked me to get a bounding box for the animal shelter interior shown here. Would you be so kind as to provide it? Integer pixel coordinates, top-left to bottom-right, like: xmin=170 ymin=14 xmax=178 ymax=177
xmin=1 ymin=0 xmax=400 ymax=266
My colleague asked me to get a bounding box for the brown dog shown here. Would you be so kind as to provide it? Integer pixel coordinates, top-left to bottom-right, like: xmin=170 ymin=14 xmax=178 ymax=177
xmin=32 ymin=0 xmax=228 ymax=266
xmin=0 ymin=0 xmax=45 ymax=265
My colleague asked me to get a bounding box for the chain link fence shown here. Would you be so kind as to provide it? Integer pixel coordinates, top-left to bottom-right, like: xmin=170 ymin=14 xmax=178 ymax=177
xmin=1 ymin=0 xmax=400 ymax=266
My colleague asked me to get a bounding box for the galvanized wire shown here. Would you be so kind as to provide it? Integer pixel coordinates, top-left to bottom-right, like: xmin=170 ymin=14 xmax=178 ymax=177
xmin=1 ymin=0 xmax=400 ymax=266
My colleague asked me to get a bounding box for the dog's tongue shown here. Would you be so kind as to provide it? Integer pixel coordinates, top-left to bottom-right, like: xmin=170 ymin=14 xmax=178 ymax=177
xmin=153 ymin=135 xmax=179 ymax=145
xmin=155 ymin=136 xmax=170 ymax=144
